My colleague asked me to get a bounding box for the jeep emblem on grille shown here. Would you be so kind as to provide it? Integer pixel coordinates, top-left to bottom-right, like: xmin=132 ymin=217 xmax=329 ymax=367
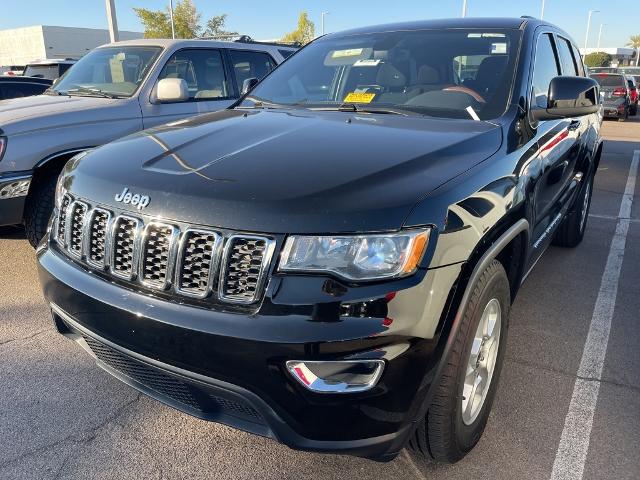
xmin=114 ymin=187 xmax=150 ymax=210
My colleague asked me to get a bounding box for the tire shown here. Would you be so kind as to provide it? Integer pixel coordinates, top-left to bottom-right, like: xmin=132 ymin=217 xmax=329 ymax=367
xmin=552 ymin=170 xmax=594 ymax=248
xmin=24 ymin=173 xmax=58 ymax=248
xmin=409 ymin=260 xmax=510 ymax=464
xmin=618 ymin=108 xmax=629 ymax=122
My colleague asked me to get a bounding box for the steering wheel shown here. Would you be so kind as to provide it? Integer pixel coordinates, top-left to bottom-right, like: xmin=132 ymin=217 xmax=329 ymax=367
xmin=442 ymin=85 xmax=486 ymax=104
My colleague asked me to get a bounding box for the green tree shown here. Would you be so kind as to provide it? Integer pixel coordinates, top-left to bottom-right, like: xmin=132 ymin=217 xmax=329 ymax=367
xmin=203 ymin=14 xmax=238 ymax=38
xmin=134 ymin=0 xmax=231 ymax=39
xmin=584 ymin=51 xmax=613 ymax=68
xmin=282 ymin=11 xmax=315 ymax=45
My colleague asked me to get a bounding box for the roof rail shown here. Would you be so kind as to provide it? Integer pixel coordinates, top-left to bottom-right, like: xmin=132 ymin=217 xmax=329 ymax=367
xmin=198 ymin=34 xmax=300 ymax=48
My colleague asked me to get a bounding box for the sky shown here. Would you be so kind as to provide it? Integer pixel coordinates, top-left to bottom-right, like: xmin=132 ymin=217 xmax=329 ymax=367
xmin=0 ymin=0 xmax=637 ymax=49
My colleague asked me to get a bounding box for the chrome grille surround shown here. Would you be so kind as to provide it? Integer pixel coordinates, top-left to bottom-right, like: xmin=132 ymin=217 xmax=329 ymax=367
xmin=139 ymin=222 xmax=179 ymax=290
xmin=176 ymin=229 xmax=221 ymax=299
xmin=110 ymin=215 xmax=142 ymax=281
xmin=52 ymin=196 xmax=275 ymax=305
xmin=85 ymin=208 xmax=112 ymax=269
xmin=218 ymin=235 xmax=276 ymax=304
xmin=65 ymin=200 xmax=88 ymax=258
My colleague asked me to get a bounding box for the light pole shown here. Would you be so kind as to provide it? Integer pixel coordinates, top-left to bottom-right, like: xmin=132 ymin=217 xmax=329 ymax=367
xmin=462 ymin=0 xmax=468 ymax=18
xmin=169 ymin=0 xmax=176 ymax=39
xmin=321 ymin=11 xmax=330 ymax=35
xmin=540 ymin=0 xmax=546 ymax=20
xmin=583 ymin=9 xmax=599 ymax=61
xmin=597 ymin=23 xmax=606 ymax=51
xmin=104 ymin=0 xmax=119 ymax=43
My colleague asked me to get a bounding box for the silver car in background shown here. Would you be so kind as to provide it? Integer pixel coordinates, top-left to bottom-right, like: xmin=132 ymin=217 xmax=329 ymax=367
xmin=0 ymin=37 xmax=296 ymax=246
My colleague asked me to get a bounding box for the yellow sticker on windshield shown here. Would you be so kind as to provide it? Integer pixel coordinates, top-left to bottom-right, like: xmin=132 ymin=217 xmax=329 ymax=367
xmin=343 ymin=92 xmax=376 ymax=103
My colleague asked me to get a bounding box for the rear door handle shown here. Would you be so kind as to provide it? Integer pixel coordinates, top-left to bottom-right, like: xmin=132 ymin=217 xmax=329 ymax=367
xmin=568 ymin=119 xmax=582 ymax=131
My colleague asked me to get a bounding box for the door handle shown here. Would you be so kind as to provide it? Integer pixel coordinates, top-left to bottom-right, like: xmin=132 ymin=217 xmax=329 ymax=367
xmin=568 ymin=119 xmax=582 ymax=131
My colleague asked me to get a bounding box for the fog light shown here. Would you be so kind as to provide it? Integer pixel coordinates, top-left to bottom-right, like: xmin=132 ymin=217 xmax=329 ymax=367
xmin=286 ymin=360 xmax=384 ymax=393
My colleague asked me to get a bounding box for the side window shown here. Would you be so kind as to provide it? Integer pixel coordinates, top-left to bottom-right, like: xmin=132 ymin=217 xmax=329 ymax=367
xmin=228 ymin=50 xmax=276 ymax=89
xmin=570 ymin=44 xmax=585 ymax=76
xmin=531 ymin=33 xmax=560 ymax=108
xmin=158 ymin=49 xmax=230 ymax=101
xmin=556 ymin=37 xmax=578 ymax=76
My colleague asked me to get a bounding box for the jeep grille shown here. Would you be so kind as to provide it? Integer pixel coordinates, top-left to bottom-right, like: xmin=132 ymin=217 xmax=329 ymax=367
xmin=53 ymin=197 xmax=275 ymax=305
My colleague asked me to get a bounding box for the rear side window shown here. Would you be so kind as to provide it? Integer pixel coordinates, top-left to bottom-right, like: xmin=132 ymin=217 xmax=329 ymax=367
xmin=556 ymin=37 xmax=578 ymax=76
xmin=571 ymin=44 xmax=585 ymax=76
xmin=228 ymin=50 xmax=276 ymax=89
xmin=531 ymin=33 xmax=560 ymax=108
xmin=158 ymin=49 xmax=230 ymax=101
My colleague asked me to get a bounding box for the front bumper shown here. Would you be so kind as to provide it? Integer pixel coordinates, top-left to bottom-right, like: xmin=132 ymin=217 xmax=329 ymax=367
xmin=38 ymin=244 xmax=461 ymax=459
xmin=0 ymin=171 xmax=32 ymax=226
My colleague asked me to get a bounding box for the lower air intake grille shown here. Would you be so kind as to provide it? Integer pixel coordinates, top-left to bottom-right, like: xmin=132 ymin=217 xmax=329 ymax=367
xmin=141 ymin=224 xmax=174 ymax=289
xmin=81 ymin=335 xmax=263 ymax=422
xmin=220 ymin=236 xmax=272 ymax=304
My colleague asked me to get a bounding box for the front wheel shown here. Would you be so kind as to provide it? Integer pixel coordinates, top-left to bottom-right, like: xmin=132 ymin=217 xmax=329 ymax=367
xmin=409 ymin=260 xmax=510 ymax=463
xmin=24 ymin=173 xmax=57 ymax=248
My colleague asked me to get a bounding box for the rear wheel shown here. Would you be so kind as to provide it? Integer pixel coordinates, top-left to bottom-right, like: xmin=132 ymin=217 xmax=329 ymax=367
xmin=409 ymin=260 xmax=510 ymax=463
xmin=552 ymin=170 xmax=594 ymax=248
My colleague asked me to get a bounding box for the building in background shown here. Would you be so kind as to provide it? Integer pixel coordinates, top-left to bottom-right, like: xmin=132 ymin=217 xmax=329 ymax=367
xmin=580 ymin=47 xmax=637 ymax=67
xmin=0 ymin=25 xmax=142 ymax=67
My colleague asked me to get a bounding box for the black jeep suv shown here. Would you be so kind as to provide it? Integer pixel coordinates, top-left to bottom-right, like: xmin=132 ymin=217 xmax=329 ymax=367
xmin=38 ymin=18 xmax=601 ymax=463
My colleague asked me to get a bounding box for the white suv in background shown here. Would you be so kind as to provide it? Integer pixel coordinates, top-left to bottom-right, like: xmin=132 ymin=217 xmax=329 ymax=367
xmin=0 ymin=37 xmax=296 ymax=246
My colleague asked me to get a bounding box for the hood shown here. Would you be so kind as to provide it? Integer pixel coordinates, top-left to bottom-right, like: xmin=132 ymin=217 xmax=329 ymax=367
xmin=65 ymin=108 xmax=503 ymax=234
xmin=0 ymin=94 xmax=137 ymax=136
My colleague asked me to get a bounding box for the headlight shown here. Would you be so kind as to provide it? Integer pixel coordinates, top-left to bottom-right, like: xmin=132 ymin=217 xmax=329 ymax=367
xmin=54 ymin=172 xmax=67 ymax=209
xmin=279 ymin=229 xmax=430 ymax=281
xmin=0 ymin=136 xmax=7 ymax=161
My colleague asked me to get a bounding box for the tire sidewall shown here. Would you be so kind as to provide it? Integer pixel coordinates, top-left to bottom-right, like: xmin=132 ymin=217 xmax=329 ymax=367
xmin=453 ymin=264 xmax=510 ymax=452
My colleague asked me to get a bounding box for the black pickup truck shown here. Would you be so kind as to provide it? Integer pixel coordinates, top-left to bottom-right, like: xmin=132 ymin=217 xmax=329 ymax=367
xmin=38 ymin=17 xmax=601 ymax=463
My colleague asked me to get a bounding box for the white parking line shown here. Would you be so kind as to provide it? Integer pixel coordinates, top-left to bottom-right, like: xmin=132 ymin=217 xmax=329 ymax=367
xmin=550 ymin=150 xmax=639 ymax=480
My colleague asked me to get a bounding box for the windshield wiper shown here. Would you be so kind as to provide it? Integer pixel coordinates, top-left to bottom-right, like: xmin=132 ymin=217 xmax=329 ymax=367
xmin=314 ymin=103 xmax=420 ymax=116
xmin=66 ymin=87 xmax=119 ymax=99
xmin=43 ymin=88 xmax=62 ymax=96
xmin=242 ymin=95 xmax=288 ymax=109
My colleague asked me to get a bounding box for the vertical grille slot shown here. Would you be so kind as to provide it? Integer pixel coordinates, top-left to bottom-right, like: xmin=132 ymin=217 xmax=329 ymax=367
xmin=66 ymin=201 xmax=88 ymax=257
xmin=56 ymin=194 xmax=72 ymax=245
xmin=176 ymin=230 xmax=220 ymax=298
xmin=111 ymin=216 xmax=140 ymax=280
xmin=219 ymin=235 xmax=274 ymax=304
xmin=140 ymin=223 xmax=176 ymax=290
xmin=86 ymin=209 xmax=111 ymax=268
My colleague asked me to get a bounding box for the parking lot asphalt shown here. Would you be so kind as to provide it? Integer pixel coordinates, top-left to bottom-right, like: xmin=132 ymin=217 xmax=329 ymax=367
xmin=0 ymin=118 xmax=638 ymax=480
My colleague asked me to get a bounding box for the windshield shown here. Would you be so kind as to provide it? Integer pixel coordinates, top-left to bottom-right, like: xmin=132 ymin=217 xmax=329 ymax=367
xmin=24 ymin=64 xmax=64 ymax=80
xmin=244 ymin=29 xmax=521 ymax=120
xmin=591 ymin=74 xmax=625 ymax=87
xmin=53 ymin=46 xmax=162 ymax=97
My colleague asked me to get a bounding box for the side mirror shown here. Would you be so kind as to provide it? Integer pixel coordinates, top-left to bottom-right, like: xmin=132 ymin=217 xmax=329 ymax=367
xmin=155 ymin=78 xmax=189 ymax=103
xmin=532 ymin=76 xmax=600 ymax=120
xmin=241 ymin=77 xmax=259 ymax=95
